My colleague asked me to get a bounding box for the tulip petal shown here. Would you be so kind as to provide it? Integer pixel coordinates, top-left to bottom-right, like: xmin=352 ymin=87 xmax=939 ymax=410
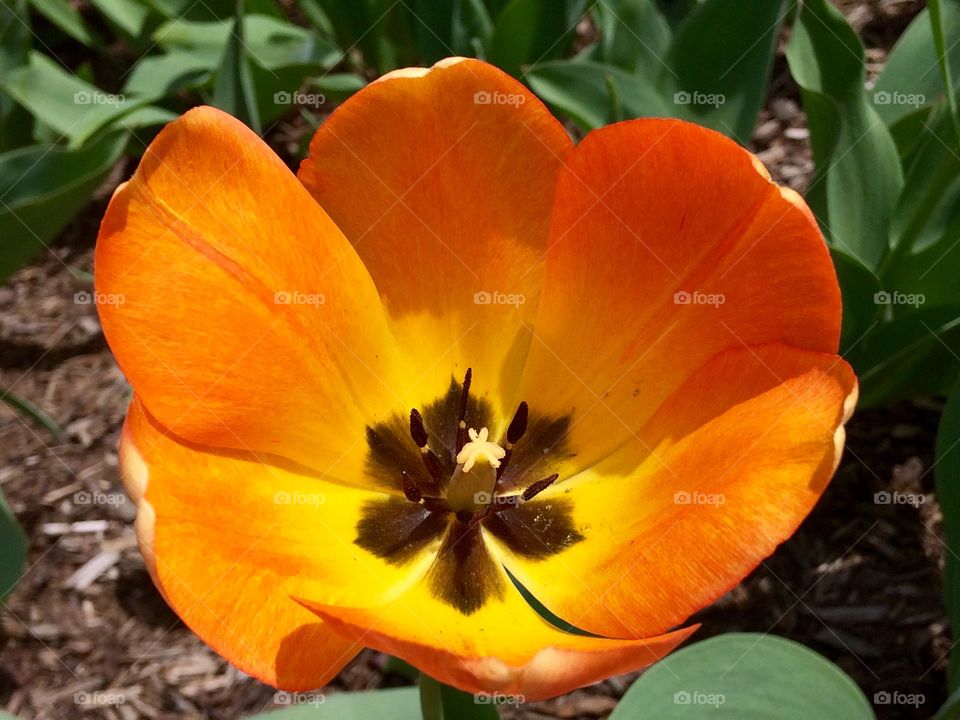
xmin=490 ymin=344 xmax=857 ymax=640
xmin=96 ymin=106 xmax=408 ymax=478
xmin=121 ymin=397 xmax=439 ymax=689
xmin=298 ymin=581 xmax=696 ymax=702
xmin=514 ymin=119 xmax=843 ymax=474
xmin=298 ymin=58 xmax=573 ymax=415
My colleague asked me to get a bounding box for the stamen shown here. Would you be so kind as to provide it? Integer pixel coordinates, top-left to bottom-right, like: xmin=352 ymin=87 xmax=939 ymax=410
xmin=409 ymin=408 xmax=444 ymax=487
xmin=456 ymin=368 xmax=473 ymax=452
xmin=497 ymin=401 xmax=528 ymax=481
xmin=409 ymin=408 xmax=429 ymax=448
xmin=401 ymin=471 xmax=423 ymax=503
xmin=522 ymin=473 xmax=559 ymax=502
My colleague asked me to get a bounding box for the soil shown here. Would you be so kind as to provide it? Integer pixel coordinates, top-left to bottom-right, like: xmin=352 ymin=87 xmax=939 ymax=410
xmin=0 ymin=1 xmax=946 ymax=718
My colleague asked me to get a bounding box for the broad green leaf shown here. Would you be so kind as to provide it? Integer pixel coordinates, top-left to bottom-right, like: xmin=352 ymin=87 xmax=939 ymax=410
xmin=662 ymin=0 xmax=786 ymax=143
xmin=938 ymin=685 xmax=960 ymax=718
xmin=28 ymin=0 xmax=95 ymax=44
xmin=831 ymin=247 xmax=881 ymax=356
xmin=874 ymin=3 xmax=960 ymax=126
xmin=305 ymin=72 xmax=366 ymax=101
xmin=412 ymin=0 xmax=493 ymax=62
xmin=317 ymin=0 xmax=406 ymax=72
xmin=0 ymin=484 xmax=27 ymax=600
xmin=930 ymin=0 xmax=960 ymax=138
xmin=88 ymin=0 xmax=151 ymax=37
xmin=488 ymin=0 xmax=588 ymax=77
xmin=786 ymin=0 xmax=903 ymax=271
xmin=526 ymin=59 xmax=669 ymax=130
xmin=592 ymin=0 xmax=671 ymax=76
xmin=855 ymin=306 xmax=960 ymax=406
xmin=938 ymin=383 xmax=960 ymax=690
xmin=0 ymin=132 xmax=127 ymax=285
xmin=124 ymin=51 xmax=212 ymax=96
xmin=244 ymin=688 xmax=420 ymax=719
xmin=212 ymin=0 xmax=261 ymax=132
xmin=610 ymin=633 xmax=874 ymax=720
xmin=0 ymin=0 xmax=34 ymax=151
xmin=154 ymin=14 xmax=338 ymax=70
xmin=655 ymin=0 xmax=698 ymax=30
xmin=1 ymin=52 xmax=155 ymax=147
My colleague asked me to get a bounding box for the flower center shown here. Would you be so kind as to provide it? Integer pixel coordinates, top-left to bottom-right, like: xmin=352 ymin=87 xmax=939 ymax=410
xmin=403 ymin=369 xmax=560 ymax=517
xmin=354 ymin=369 xmax=582 ymax=615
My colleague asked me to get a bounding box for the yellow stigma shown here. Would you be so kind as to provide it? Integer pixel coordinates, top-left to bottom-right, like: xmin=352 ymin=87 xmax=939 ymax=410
xmin=455 ymin=427 xmax=505 ymax=472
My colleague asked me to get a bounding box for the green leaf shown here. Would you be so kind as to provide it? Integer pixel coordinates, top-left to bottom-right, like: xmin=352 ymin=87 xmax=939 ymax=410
xmin=412 ymin=0 xmax=494 ymax=62
xmin=1 ymin=52 xmax=156 ymax=147
xmin=0 ymin=131 xmax=127 ymax=285
xmin=786 ymin=0 xmax=903 ymax=271
xmin=526 ymin=59 xmax=670 ymax=130
xmin=0 ymin=387 xmax=63 ymax=438
xmin=212 ymin=0 xmax=261 ymax=132
xmin=0 ymin=484 xmax=27 ymax=600
xmin=855 ymin=306 xmax=960 ymax=407
xmin=873 ymin=3 xmax=960 ymax=127
xmin=88 ymin=0 xmax=151 ymax=37
xmin=937 ymin=685 xmax=960 ymax=719
xmin=305 ymin=72 xmax=366 ymax=102
xmin=592 ymin=0 xmax=672 ymax=76
xmin=244 ymin=688 xmax=421 ymax=719
xmin=154 ymin=14 xmax=338 ymax=70
xmin=488 ymin=0 xmax=588 ymax=77
xmin=662 ymin=0 xmax=786 ymax=143
xmin=610 ymin=633 xmax=875 ymax=720
xmin=0 ymin=0 xmax=34 ymax=151
xmin=831 ymin=247 xmax=881 ymax=356
xmin=124 ymin=51 xmax=212 ymax=96
xmin=654 ymin=0 xmax=698 ymax=30
xmin=28 ymin=0 xmax=96 ymax=44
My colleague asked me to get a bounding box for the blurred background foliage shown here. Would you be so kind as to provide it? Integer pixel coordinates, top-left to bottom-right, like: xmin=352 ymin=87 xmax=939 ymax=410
xmin=2 ymin=0 xmax=960 ymax=717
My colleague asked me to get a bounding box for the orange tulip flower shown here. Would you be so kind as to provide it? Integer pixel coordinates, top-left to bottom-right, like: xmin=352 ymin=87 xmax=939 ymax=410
xmin=95 ymin=57 xmax=857 ymax=701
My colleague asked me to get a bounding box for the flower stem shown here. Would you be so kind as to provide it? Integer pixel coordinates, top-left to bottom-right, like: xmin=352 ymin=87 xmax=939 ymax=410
xmin=418 ymin=672 xmax=500 ymax=720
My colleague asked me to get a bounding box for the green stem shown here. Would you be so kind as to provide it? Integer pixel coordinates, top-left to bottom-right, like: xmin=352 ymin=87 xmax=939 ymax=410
xmin=418 ymin=673 xmax=501 ymax=720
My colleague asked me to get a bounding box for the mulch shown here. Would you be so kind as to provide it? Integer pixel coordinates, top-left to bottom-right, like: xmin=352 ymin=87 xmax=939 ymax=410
xmin=0 ymin=1 xmax=945 ymax=718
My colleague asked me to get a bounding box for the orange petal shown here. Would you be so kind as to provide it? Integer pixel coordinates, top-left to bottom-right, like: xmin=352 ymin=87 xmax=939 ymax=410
xmin=298 ymin=579 xmax=696 ymax=701
xmin=96 ymin=106 xmax=407 ymax=477
xmin=298 ymin=58 xmax=573 ymax=415
xmin=121 ymin=397 xmax=438 ymax=689
xmin=514 ymin=119 xmax=843 ymax=473
xmin=492 ymin=345 xmax=857 ymax=640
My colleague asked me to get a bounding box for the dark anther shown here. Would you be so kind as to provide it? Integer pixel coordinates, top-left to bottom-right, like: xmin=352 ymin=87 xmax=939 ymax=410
xmin=422 ymin=496 xmax=450 ymax=513
xmin=506 ymin=401 xmax=529 ymax=445
xmin=456 ymin=368 xmax=473 ymax=452
xmin=522 ymin=473 xmax=559 ymax=502
xmin=409 ymin=408 xmax=429 ymax=448
xmin=401 ymin=471 xmax=423 ymax=503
